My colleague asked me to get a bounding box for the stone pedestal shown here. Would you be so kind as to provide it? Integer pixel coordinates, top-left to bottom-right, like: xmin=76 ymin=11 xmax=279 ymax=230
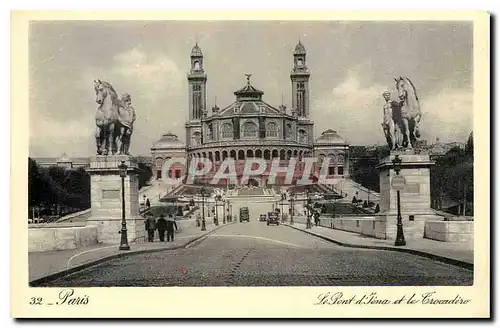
xmin=375 ymin=151 xmax=440 ymax=240
xmin=86 ymin=155 xmax=146 ymax=244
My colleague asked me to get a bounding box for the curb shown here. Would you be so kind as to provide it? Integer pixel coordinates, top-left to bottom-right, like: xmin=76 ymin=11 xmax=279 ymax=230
xmin=29 ymin=223 xmax=231 ymax=286
xmin=284 ymin=224 xmax=473 ymax=270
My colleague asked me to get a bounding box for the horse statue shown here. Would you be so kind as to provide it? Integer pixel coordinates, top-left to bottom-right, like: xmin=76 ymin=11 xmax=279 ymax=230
xmin=394 ymin=76 xmax=422 ymax=149
xmin=93 ymin=79 xmax=136 ymax=155
xmin=94 ymin=79 xmax=120 ymax=155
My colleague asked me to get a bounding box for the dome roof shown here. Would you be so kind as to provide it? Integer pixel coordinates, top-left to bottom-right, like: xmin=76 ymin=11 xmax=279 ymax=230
xmin=294 ymin=40 xmax=306 ymax=55
xmin=57 ymin=153 xmax=71 ymax=163
xmin=153 ymin=133 xmax=185 ymax=149
xmin=315 ymin=129 xmax=346 ymax=144
xmin=191 ymin=43 xmax=203 ymax=57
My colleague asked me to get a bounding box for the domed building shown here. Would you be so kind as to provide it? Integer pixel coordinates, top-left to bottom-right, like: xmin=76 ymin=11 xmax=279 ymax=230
xmin=151 ymin=41 xmax=349 ymax=186
xmin=313 ymin=129 xmax=350 ymax=177
xmin=151 ymin=132 xmax=186 ymax=181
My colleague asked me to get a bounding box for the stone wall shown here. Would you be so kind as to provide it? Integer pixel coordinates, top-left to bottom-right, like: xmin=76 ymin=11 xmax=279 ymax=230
xmin=29 ymin=223 xmax=98 ymax=252
xmin=424 ymin=221 xmax=474 ymax=243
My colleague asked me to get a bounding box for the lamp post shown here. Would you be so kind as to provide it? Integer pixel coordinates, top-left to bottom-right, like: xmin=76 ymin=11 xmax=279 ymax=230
xmin=280 ymin=192 xmax=285 ymax=223
xmin=118 ymin=161 xmax=130 ymax=251
xmin=392 ymin=155 xmax=406 ymax=246
xmin=306 ymin=187 xmax=312 ymax=229
xmin=290 ymin=191 xmax=295 ymax=225
xmin=222 ymin=198 xmax=226 ymax=224
xmin=229 ymin=203 xmax=233 ymax=222
xmin=200 ymin=187 xmax=207 ymax=231
xmin=214 ymin=195 xmax=220 ymax=226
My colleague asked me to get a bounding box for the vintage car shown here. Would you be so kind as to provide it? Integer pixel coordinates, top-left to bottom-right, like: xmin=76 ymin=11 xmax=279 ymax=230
xmin=240 ymin=207 xmax=250 ymax=222
xmin=259 ymin=214 xmax=267 ymax=222
xmin=267 ymin=212 xmax=279 ymax=226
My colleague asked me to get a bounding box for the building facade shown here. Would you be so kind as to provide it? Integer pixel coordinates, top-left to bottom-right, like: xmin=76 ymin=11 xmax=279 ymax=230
xmin=151 ymin=41 xmax=350 ymax=186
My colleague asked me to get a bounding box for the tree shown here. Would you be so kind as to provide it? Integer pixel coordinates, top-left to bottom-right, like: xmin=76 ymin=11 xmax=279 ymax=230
xmin=136 ymin=159 xmax=153 ymax=190
xmin=430 ymin=138 xmax=474 ymax=215
xmin=28 ymin=159 xmax=92 ymax=216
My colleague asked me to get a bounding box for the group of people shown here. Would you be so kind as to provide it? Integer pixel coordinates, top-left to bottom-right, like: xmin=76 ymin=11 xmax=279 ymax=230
xmin=144 ymin=213 xmax=178 ymax=242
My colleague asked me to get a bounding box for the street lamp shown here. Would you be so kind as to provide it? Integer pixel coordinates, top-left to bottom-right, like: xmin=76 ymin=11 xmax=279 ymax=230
xmin=280 ymin=192 xmax=286 ymax=223
xmin=200 ymin=187 xmax=207 ymax=231
xmin=290 ymin=191 xmax=295 ymax=225
xmin=305 ymin=187 xmax=312 ymax=229
xmin=214 ymin=195 xmax=220 ymax=226
xmin=118 ymin=161 xmax=130 ymax=251
xmin=222 ymin=197 xmax=226 ymax=224
xmin=392 ymin=155 xmax=406 ymax=246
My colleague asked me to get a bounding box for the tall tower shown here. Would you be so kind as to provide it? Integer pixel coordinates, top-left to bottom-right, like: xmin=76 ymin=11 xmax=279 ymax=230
xmin=187 ymin=42 xmax=207 ymax=120
xmin=290 ymin=40 xmax=310 ymax=118
xmin=185 ymin=43 xmax=207 ymax=148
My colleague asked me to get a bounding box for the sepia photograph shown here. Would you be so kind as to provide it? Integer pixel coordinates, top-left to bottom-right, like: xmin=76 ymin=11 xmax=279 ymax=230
xmin=11 ymin=11 xmax=490 ymax=318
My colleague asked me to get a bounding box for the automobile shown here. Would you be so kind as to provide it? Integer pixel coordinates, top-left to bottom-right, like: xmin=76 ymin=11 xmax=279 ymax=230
xmin=267 ymin=212 xmax=279 ymax=226
xmin=240 ymin=207 xmax=250 ymax=222
xmin=259 ymin=214 xmax=267 ymax=222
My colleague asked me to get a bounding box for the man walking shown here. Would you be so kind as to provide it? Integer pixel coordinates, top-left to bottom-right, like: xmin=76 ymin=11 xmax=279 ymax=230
xmin=166 ymin=214 xmax=178 ymax=242
xmin=144 ymin=214 xmax=156 ymax=242
xmin=156 ymin=214 xmax=167 ymax=242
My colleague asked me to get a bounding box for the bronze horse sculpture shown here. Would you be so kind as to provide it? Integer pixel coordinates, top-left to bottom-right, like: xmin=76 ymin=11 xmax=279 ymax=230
xmin=394 ymin=76 xmax=422 ymax=149
xmin=94 ymin=79 xmax=120 ymax=155
xmin=93 ymin=79 xmax=135 ymax=155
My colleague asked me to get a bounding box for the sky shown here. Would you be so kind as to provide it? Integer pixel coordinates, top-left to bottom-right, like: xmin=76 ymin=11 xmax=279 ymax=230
xmin=29 ymin=20 xmax=473 ymax=157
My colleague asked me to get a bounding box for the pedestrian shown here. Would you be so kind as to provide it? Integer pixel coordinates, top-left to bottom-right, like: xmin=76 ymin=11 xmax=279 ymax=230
xmin=314 ymin=211 xmax=320 ymax=226
xmin=156 ymin=214 xmax=167 ymax=242
xmin=166 ymin=214 xmax=178 ymax=242
xmin=146 ymin=198 xmax=151 ymax=208
xmin=144 ymin=214 xmax=156 ymax=242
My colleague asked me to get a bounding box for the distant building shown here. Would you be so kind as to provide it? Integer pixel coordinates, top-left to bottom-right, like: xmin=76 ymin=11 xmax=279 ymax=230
xmin=33 ymin=153 xmax=88 ymax=169
xmin=32 ymin=154 xmax=151 ymax=170
xmin=428 ymin=137 xmax=466 ymax=159
xmin=150 ymin=132 xmax=186 ymax=182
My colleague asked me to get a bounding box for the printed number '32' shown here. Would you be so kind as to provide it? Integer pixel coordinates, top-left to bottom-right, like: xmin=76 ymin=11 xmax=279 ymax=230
xmin=30 ymin=297 xmax=42 ymax=305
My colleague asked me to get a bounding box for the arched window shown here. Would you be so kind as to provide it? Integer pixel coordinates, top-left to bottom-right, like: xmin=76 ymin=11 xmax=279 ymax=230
xmin=242 ymin=121 xmax=258 ymax=137
xmin=266 ymin=122 xmax=278 ymax=137
xmin=286 ymin=124 xmax=293 ymax=139
xmin=255 ymin=149 xmax=263 ymax=158
xmin=192 ymin=132 xmax=201 ymax=146
xmin=207 ymin=124 xmax=213 ymax=140
xmin=222 ymin=123 xmax=233 ymax=139
xmin=337 ymin=154 xmax=345 ymax=164
xmin=194 ymin=61 xmax=200 ymax=70
xmin=318 ymin=154 xmax=326 ymax=164
xmin=298 ymin=130 xmax=307 ymax=143
xmin=155 ymin=158 xmax=163 ymax=169
xmin=328 ymin=154 xmax=336 ymax=166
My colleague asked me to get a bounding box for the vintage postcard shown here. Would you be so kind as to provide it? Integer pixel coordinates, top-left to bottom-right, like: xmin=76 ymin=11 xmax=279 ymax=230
xmin=11 ymin=11 xmax=490 ymax=318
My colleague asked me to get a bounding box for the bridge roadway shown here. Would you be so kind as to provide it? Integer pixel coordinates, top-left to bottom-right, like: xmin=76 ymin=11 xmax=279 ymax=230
xmin=46 ymin=212 xmax=472 ymax=287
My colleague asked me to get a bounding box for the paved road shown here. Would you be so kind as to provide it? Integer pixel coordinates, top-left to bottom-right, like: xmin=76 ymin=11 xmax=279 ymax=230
xmin=43 ymin=215 xmax=473 ymax=287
